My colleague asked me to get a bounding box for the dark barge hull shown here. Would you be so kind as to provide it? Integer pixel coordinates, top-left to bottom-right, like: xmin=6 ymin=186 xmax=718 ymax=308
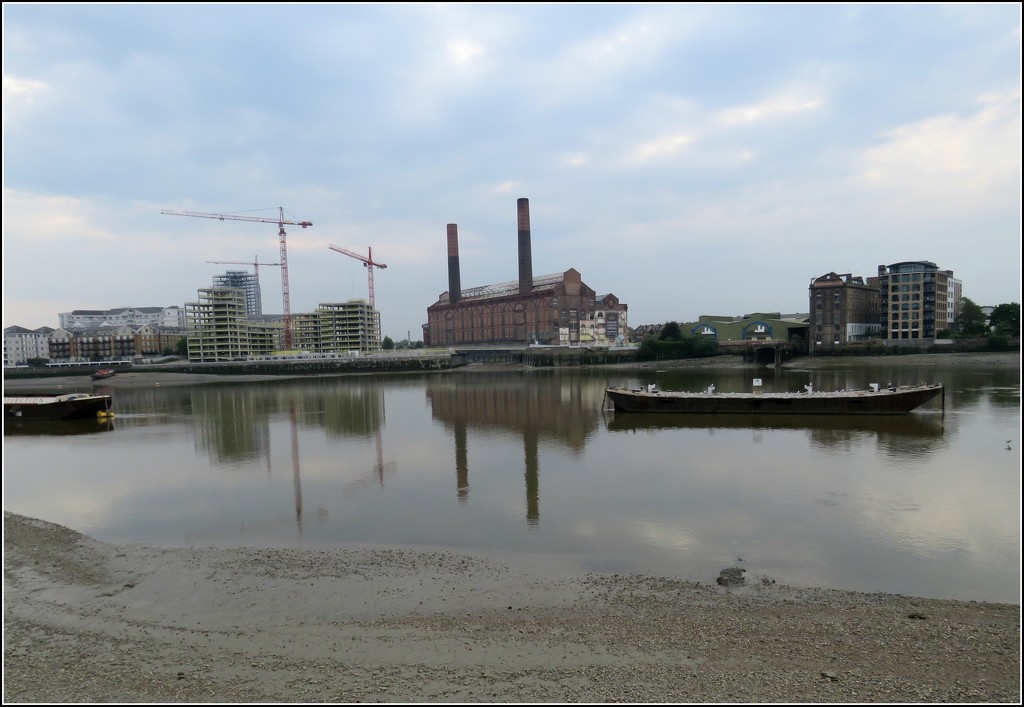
xmin=605 ymin=384 xmax=944 ymax=415
xmin=4 ymin=394 xmax=113 ymax=421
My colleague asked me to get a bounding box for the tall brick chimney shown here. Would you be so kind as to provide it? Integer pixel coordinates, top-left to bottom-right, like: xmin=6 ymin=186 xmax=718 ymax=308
xmin=447 ymin=224 xmax=461 ymax=304
xmin=517 ymin=198 xmax=533 ymax=295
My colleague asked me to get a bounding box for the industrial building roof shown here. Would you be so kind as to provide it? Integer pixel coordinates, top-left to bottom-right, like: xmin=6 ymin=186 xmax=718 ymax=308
xmin=459 ymin=272 xmax=567 ymax=301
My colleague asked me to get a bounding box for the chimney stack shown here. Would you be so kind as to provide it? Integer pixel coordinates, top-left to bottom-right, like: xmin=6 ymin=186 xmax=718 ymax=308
xmin=447 ymin=224 xmax=461 ymax=304
xmin=517 ymin=198 xmax=533 ymax=295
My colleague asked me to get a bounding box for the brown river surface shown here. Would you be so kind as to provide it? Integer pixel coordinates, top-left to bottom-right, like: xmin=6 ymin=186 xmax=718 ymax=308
xmin=3 ymin=354 xmax=1020 ymax=603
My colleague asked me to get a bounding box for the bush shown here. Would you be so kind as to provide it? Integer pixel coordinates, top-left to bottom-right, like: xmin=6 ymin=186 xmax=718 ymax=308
xmin=637 ymin=334 xmax=717 ymax=361
xmin=987 ymin=334 xmax=1009 ymax=351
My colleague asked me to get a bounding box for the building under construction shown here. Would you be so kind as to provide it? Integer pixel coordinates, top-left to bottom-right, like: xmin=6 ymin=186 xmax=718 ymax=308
xmin=185 ymin=287 xmax=381 ymax=362
xmin=212 ymin=270 xmax=262 ymax=316
xmin=425 ymin=198 xmax=627 ymax=347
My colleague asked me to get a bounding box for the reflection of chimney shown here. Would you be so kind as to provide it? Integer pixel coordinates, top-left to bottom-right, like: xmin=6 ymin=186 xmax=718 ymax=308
xmin=517 ymin=198 xmax=533 ymax=295
xmin=455 ymin=421 xmax=469 ymax=502
xmin=447 ymin=224 xmax=461 ymax=304
xmin=524 ymin=429 xmax=539 ymax=525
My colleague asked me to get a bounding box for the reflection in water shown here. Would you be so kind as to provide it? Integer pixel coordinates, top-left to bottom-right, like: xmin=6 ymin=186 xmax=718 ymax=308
xmin=342 ymin=425 xmax=396 ymax=496
xmin=427 ymin=373 xmax=605 ymax=525
xmin=4 ymin=360 xmax=1017 ymax=603
xmin=605 ymin=411 xmax=950 ymax=458
xmin=290 ymin=400 xmax=302 ymax=536
xmin=192 ymin=387 xmax=271 ymax=464
xmin=455 ymin=421 xmax=468 ymax=501
xmin=181 ymin=380 xmax=388 ymax=461
xmin=3 ymin=418 xmax=116 ymax=436
xmin=131 ymin=380 xmax=395 ymax=537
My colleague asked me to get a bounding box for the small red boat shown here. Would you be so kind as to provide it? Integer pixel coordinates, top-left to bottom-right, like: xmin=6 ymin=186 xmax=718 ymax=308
xmin=91 ymin=369 xmax=117 ymax=381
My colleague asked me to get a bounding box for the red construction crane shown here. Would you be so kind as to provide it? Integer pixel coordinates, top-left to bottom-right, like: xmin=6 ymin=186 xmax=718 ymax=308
xmin=328 ymin=244 xmax=387 ymax=310
xmin=163 ymin=207 xmax=312 ymax=348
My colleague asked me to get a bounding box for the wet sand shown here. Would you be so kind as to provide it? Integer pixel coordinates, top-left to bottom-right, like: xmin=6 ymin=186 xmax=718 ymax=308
xmin=2 ymin=512 xmax=1020 ymax=703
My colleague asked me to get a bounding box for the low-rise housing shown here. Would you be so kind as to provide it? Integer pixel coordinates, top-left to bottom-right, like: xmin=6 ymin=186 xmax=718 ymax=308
xmin=3 ymin=326 xmax=54 ymax=366
xmin=59 ymin=306 xmax=185 ymax=330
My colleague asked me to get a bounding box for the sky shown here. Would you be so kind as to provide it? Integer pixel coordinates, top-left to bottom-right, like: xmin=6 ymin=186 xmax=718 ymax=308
xmin=3 ymin=3 xmax=1021 ymax=341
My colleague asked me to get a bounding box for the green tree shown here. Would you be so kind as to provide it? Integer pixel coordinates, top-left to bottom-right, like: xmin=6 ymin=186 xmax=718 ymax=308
xmin=987 ymin=333 xmax=1010 ymax=351
xmin=988 ymin=303 xmax=1020 ymax=336
xmin=691 ymin=336 xmax=718 ymax=357
xmin=637 ymin=334 xmax=659 ymax=360
xmin=382 ymin=336 xmax=395 ymax=350
xmin=176 ymin=337 xmax=188 ymax=356
xmin=958 ymin=297 xmax=988 ymax=336
xmin=659 ymin=321 xmax=683 ymax=341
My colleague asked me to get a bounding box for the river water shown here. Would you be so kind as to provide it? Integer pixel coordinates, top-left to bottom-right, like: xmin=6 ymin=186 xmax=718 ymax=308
xmin=3 ymin=359 xmax=1020 ymax=603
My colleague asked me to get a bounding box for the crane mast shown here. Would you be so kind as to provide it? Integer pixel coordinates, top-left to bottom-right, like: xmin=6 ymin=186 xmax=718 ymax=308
xmin=328 ymin=244 xmax=387 ymax=309
xmin=163 ymin=207 xmax=311 ymax=348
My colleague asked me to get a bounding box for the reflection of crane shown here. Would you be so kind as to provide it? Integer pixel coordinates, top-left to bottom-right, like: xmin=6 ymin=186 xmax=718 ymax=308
xmin=342 ymin=426 xmax=397 ymax=495
xmin=162 ymin=207 xmax=312 ymax=348
xmin=328 ymin=245 xmax=387 ymax=309
xmin=290 ymin=400 xmax=303 ymax=537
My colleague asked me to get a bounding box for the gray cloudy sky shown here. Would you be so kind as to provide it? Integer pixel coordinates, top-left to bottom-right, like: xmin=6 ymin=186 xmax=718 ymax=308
xmin=3 ymin=3 xmax=1020 ymax=340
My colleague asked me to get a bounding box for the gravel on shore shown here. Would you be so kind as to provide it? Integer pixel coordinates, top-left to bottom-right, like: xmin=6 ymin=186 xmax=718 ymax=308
xmin=3 ymin=512 xmax=1020 ymax=703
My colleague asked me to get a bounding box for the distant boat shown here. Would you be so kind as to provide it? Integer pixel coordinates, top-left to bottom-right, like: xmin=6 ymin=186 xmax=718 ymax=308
xmin=4 ymin=393 xmax=113 ymax=421
xmin=91 ymin=369 xmax=117 ymax=381
xmin=605 ymin=383 xmax=944 ymax=415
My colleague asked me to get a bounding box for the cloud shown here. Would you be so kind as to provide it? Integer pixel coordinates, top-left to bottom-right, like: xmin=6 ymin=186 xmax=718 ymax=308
xmin=3 ymin=74 xmax=47 ymax=99
xmin=447 ymin=39 xmax=485 ymax=65
xmin=2 ymin=4 xmax=1020 ymax=335
xmin=1 ymin=189 xmax=113 ymax=244
xmin=716 ymin=89 xmax=825 ymax=126
xmin=859 ymin=89 xmax=1022 ymax=200
xmin=629 ymin=134 xmax=696 ymax=163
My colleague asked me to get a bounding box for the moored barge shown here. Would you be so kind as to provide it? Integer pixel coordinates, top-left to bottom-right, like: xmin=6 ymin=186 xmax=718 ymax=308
xmin=4 ymin=393 xmax=114 ymax=421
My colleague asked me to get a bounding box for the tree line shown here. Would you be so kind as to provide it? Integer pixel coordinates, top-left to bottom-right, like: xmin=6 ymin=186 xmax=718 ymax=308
xmin=947 ymin=299 xmax=1019 ymax=339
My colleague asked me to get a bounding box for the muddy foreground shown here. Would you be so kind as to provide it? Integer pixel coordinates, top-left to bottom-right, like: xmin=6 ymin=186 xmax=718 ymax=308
xmin=2 ymin=512 xmax=1019 ymax=703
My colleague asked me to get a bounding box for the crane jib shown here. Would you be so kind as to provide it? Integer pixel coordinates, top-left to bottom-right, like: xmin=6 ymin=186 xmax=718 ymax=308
xmin=161 ymin=207 xmax=311 ymax=349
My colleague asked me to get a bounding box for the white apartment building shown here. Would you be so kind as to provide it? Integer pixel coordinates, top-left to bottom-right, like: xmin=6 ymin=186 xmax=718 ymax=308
xmin=59 ymin=306 xmax=186 ymax=330
xmin=3 ymin=326 xmax=55 ymax=366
